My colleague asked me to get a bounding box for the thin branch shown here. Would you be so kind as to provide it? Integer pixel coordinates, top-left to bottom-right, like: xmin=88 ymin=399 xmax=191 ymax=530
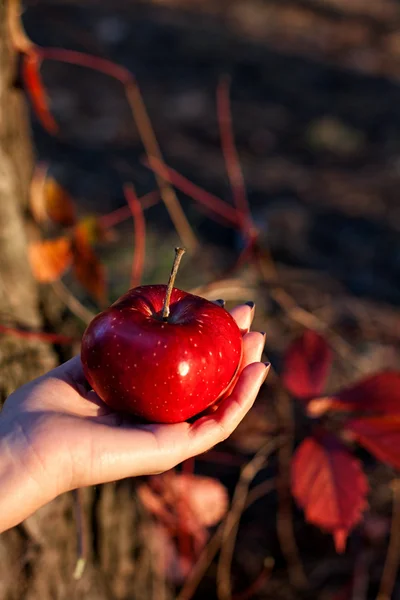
xmin=125 ymin=82 xmax=198 ymax=253
xmin=52 ymin=279 xmax=94 ymax=324
xmin=216 ymin=439 xmax=280 ymax=600
xmin=275 ymin=386 xmax=308 ymax=590
xmin=145 ymin=157 xmax=241 ymax=229
xmin=99 ymin=190 xmax=159 ymax=230
xmin=123 ymin=184 xmax=146 ymax=288
xmin=377 ymin=480 xmax=400 ymax=600
xmin=217 ymin=76 xmax=252 ymax=234
xmin=189 ymin=279 xmax=256 ymax=303
xmin=72 ymin=488 xmax=87 ymax=580
xmin=0 ymin=323 xmax=77 ymax=345
xmin=177 ymin=477 xmax=276 ymax=600
xmin=232 ymin=558 xmax=274 ymax=600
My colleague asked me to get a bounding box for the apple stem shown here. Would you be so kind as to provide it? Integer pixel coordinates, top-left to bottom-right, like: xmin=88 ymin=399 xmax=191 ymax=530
xmin=162 ymin=247 xmax=186 ymax=321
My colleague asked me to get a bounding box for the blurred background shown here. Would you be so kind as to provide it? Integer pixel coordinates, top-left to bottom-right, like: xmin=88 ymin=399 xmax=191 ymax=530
xmin=1 ymin=0 xmax=400 ymax=598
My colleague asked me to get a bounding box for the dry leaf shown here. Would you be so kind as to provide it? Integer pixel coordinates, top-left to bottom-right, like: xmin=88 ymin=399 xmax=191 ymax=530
xmin=28 ymin=237 xmax=72 ymax=282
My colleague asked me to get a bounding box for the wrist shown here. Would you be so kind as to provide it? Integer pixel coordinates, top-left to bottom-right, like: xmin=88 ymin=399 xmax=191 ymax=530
xmin=0 ymin=414 xmax=55 ymax=532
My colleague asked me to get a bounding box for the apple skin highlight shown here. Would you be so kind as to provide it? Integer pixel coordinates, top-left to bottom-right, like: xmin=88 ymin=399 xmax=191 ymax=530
xmin=81 ymin=285 xmax=243 ymax=423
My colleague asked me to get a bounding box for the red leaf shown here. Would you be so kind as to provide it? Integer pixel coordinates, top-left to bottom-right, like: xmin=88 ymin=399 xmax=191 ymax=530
xmin=282 ymin=330 xmax=333 ymax=400
xmin=22 ymin=53 xmax=58 ymax=135
xmin=332 ymin=372 xmax=400 ymax=416
xmin=291 ymin=432 xmax=368 ymax=552
xmin=72 ymin=226 xmax=107 ymax=305
xmin=28 ymin=237 xmax=72 ymax=282
xmin=346 ymin=416 xmax=400 ymax=470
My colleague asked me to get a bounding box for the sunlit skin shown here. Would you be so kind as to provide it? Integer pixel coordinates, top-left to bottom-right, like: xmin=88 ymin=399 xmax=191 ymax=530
xmin=0 ymin=304 xmax=268 ymax=533
xmin=82 ymin=286 xmax=243 ymax=422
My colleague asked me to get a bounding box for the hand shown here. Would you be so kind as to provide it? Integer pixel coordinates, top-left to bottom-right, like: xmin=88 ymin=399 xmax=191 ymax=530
xmin=0 ymin=304 xmax=268 ymax=531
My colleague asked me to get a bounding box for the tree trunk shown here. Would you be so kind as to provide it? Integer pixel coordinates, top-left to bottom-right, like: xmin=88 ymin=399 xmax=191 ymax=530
xmin=0 ymin=4 xmax=158 ymax=598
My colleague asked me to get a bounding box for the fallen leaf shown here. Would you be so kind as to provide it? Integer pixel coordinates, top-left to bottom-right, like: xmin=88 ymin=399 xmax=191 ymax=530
xmin=291 ymin=432 xmax=368 ymax=552
xmin=171 ymin=473 xmax=229 ymax=528
xmin=346 ymin=416 xmax=400 ymax=470
xmin=28 ymin=237 xmax=72 ymax=282
xmin=282 ymin=330 xmax=333 ymax=401
xmin=72 ymin=226 xmax=107 ymax=305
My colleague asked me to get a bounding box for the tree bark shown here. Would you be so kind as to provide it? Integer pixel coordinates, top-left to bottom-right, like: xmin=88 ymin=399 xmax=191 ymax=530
xmin=0 ymin=5 xmax=159 ymax=598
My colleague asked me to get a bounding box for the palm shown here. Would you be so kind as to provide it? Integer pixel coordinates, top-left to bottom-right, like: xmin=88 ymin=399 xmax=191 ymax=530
xmin=3 ymin=304 xmax=266 ymax=497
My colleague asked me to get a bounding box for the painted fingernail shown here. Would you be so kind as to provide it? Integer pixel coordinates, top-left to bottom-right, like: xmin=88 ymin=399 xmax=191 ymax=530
xmin=262 ymin=363 xmax=271 ymax=382
xmin=245 ymin=301 xmax=255 ymax=309
xmin=215 ymin=299 xmax=226 ymax=307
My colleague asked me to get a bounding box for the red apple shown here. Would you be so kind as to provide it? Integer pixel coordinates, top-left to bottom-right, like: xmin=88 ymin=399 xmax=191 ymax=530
xmin=81 ymin=284 xmax=243 ymax=423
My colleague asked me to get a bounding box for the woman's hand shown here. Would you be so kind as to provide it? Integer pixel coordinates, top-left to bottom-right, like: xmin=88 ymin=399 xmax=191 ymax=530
xmin=0 ymin=303 xmax=268 ymax=532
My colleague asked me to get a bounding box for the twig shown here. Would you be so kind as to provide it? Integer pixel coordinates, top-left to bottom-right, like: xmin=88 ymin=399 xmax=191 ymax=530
xmin=232 ymin=558 xmax=274 ymax=600
xmin=269 ymin=287 xmax=357 ymax=368
xmin=216 ymin=439 xmax=279 ymax=600
xmin=377 ymin=480 xmax=400 ymax=600
xmin=52 ymin=279 xmax=94 ymax=324
xmin=125 ymin=82 xmax=198 ymax=252
xmin=145 ymin=157 xmax=241 ymax=229
xmin=123 ymin=184 xmax=146 ymax=288
xmin=99 ymin=190 xmax=159 ymax=230
xmin=72 ymin=488 xmax=87 ymax=580
xmin=189 ymin=279 xmax=256 ymax=303
xmin=217 ymin=76 xmax=252 ymax=235
xmin=0 ymin=323 xmax=77 ymax=345
xmin=178 ymin=458 xmax=196 ymax=577
xmin=177 ymin=478 xmax=276 ymax=600
xmin=275 ymin=387 xmax=308 ymax=590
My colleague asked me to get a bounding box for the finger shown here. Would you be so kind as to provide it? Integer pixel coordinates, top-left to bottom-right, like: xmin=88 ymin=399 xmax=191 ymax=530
xmin=50 ymin=355 xmax=87 ymax=386
xmin=229 ymin=303 xmax=255 ymax=335
xmin=242 ymin=331 xmax=266 ymax=367
xmin=185 ymin=362 xmax=269 ymax=458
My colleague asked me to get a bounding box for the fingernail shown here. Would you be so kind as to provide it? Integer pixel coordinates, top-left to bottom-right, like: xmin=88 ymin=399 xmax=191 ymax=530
xmin=245 ymin=301 xmax=255 ymax=309
xmin=262 ymin=362 xmax=271 ymax=383
xmin=215 ymin=299 xmax=226 ymax=307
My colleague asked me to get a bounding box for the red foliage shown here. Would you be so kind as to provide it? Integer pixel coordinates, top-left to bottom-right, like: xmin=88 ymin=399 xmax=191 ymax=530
xmin=138 ymin=471 xmax=228 ymax=583
xmin=332 ymin=372 xmax=400 ymax=415
xmin=291 ymin=431 xmax=368 ymax=552
xmin=346 ymin=416 xmax=400 ymax=470
xmin=22 ymin=53 xmax=58 ymax=134
xmin=282 ymin=330 xmax=333 ymax=401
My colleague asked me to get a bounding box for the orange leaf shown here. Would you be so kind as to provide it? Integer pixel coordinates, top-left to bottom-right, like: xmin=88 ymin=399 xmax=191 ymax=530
xmin=30 ymin=165 xmax=76 ymax=227
xmin=22 ymin=53 xmax=58 ymax=135
xmin=44 ymin=178 xmax=76 ymax=227
xmin=346 ymin=416 xmax=400 ymax=470
xmin=72 ymin=226 xmax=107 ymax=305
xmin=291 ymin=432 xmax=368 ymax=552
xmin=28 ymin=237 xmax=72 ymax=282
xmin=282 ymin=330 xmax=333 ymax=400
